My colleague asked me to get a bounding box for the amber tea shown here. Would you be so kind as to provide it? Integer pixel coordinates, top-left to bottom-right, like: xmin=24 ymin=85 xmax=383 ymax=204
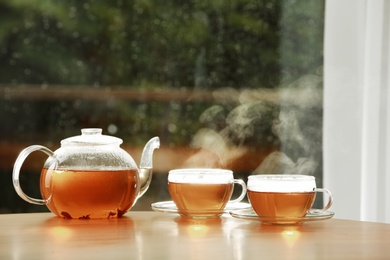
xmin=40 ymin=168 xmax=138 ymax=219
xmin=168 ymin=182 xmax=233 ymax=217
xmin=248 ymin=191 xmax=315 ymax=217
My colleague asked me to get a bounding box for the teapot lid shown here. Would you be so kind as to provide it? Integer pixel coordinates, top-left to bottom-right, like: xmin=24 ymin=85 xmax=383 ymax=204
xmin=61 ymin=128 xmax=123 ymax=146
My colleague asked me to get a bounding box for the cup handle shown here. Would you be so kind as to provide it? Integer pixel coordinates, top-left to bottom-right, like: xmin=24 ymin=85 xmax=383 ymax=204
xmin=229 ymin=179 xmax=247 ymax=204
xmin=308 ymin=188 xmax=333 ymax=214
xmin=12 ymin=145 xmax=55 ymax=205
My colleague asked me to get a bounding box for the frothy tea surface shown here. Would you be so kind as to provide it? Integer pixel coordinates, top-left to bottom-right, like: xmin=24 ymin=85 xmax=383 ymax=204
xmin=168 ymin=168 xmax=233 ymax=184
xmin=247 ymin=175 xmax=316 ymax=192
xmin=40 ymin=168 xmax=138 ymax=219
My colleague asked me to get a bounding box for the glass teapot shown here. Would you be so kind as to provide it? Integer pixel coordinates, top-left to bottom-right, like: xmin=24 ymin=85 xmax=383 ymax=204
xmin=12 ymin=128 xmax=160 ymax=219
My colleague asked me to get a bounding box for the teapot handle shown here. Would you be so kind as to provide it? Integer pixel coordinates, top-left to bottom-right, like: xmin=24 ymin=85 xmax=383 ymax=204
xmin=12 ymin=145 xmax=55 ymax=205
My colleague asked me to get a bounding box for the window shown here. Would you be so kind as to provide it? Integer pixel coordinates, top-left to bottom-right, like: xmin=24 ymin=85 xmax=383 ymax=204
xmin=0 ymin=0 xmax=325 ymax=213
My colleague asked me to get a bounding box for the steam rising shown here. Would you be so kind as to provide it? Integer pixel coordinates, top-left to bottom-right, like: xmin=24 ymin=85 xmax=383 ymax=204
xmin=182 ymin=73 xmax=322 ymax=179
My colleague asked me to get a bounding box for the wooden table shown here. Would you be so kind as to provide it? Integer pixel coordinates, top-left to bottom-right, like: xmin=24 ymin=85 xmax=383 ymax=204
xmin=1 ymin=212 xmax=389 ymax=259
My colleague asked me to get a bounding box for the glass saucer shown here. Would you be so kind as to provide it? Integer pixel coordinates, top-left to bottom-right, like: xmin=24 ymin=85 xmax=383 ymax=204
xmin=151 ymin=201 xmax=252 ymax=218
xmin=230 ymin=208 xmax=335 ymax=225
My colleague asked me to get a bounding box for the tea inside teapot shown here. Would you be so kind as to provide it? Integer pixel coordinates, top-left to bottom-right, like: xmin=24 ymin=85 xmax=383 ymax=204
xmin=40 ymin=168 xmax=139 ymax=219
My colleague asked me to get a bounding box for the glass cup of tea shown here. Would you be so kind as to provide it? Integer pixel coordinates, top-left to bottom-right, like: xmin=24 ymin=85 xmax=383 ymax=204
xmin=168 ymin=168 xmax=247 ymax=218
xmin=247 ymin=175 xmax=333 ymax=222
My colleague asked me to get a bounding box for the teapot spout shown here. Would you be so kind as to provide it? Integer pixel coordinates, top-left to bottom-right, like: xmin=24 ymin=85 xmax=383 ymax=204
xmin=138 ymin=137 xmax=160 ymax=197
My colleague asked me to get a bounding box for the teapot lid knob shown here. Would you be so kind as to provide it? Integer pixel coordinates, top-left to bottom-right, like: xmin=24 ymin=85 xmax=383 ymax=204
xmin=81 ymin=128 xmax=102 ymax=135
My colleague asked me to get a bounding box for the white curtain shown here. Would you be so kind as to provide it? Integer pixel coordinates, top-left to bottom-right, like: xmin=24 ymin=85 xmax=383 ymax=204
xmin=324 ymin=0 xmax=390 ymax=223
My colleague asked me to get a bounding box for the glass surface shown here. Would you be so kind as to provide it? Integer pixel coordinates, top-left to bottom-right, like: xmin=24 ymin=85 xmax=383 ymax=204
xmin=0 ymin=0 xmax=324 ymax=213
xmin=152 ymin=201 xmax=251 ymax=218
xmin=230 ymin=208 xmax=334 ymax=225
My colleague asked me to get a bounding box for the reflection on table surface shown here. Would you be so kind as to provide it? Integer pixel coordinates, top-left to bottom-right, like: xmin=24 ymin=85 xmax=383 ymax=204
xmin=1 ymin=212 xmax=390 ymax=259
